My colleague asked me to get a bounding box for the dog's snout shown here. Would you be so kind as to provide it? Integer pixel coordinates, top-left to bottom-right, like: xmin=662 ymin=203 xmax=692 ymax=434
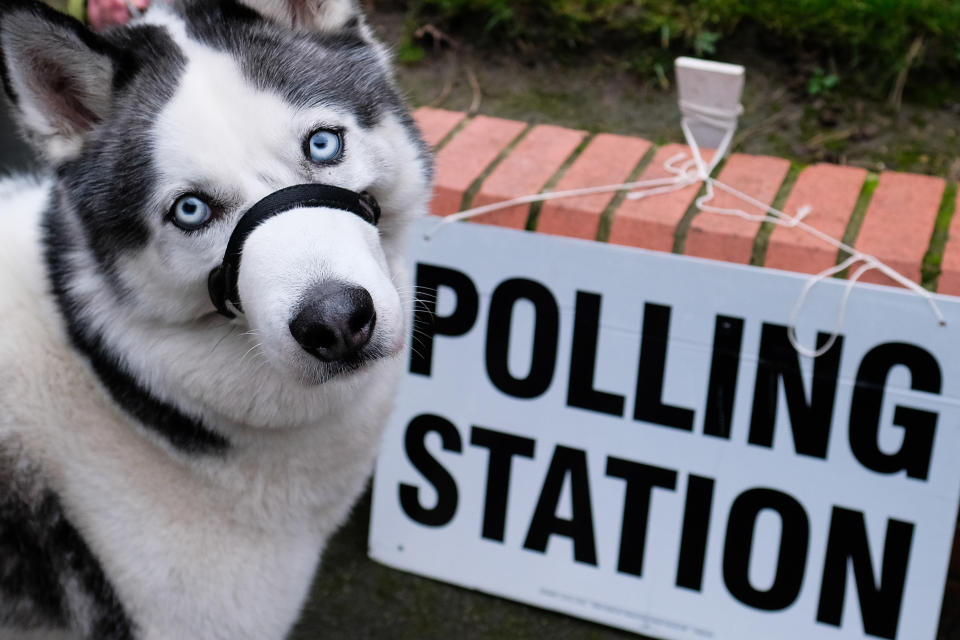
xmin=290 ymin=282 xmax=376 ymax=362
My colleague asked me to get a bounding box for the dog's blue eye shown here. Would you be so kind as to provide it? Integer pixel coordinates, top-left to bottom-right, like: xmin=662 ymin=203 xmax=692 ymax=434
xmin=307 ymin=130 xmax=342 ymax=164
xmin=172 ymin=195 xmax=212 ymax=230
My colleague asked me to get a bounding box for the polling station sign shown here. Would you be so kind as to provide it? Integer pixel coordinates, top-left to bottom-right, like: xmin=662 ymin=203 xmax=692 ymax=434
xmin=368 ymin=217 xmax=960 ymax=640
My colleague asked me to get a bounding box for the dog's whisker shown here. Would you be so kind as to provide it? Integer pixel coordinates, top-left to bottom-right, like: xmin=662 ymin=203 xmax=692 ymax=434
xmin=409 ymin=331 xmax=429 ymax=349
xmin=208 ymin=325 xmax=237 ymax=356
xmin=407 ymin=344 xmax=426 ymax=361
xmin=410 ymin=326 xmax=434 ymax=344
xmin=412 ymin=300 xmax=436 ymax=315
xmin=240 ymin=342 xmax=265 ymax=364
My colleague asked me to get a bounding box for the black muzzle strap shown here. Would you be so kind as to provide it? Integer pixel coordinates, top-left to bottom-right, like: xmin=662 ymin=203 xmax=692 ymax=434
xmin=208 ymin=183 xmax=381 ymax=318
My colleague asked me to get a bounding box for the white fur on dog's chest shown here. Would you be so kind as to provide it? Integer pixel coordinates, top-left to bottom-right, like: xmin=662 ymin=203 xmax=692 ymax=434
xmin=60 ymin=413 xmax=388 ymax=640
xmin=0 ymin=178 xmax=399 ymax=639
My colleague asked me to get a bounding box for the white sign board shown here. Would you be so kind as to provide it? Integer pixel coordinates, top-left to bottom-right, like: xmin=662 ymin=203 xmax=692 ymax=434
xmin=369 ymin=217 xmax=960 ymax=640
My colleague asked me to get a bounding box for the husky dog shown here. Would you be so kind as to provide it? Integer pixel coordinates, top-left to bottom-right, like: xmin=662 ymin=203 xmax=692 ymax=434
xmin=0 ymin=0 xmax=430 ymax=637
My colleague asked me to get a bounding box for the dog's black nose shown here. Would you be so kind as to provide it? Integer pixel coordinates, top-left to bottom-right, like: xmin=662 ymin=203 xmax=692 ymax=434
xmin=290 ymin=282 xmax=376 ymax=362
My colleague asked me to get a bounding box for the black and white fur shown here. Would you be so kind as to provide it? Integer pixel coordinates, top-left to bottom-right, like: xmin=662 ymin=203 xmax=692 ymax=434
xmin=0 ymin=0 xmax=431 ymax=638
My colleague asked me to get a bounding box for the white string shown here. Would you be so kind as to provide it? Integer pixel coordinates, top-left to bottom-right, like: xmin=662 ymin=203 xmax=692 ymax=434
xmin=787 ymin=256 xmax=862 ymax=358
xmin=424 ymin=100 xmax=947 ymax=357
xmin=423 ymin=152 xmax=703 ymax=241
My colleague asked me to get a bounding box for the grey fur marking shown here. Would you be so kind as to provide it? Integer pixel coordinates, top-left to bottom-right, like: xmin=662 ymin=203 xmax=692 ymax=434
xmin=54 ymin=23 xmax=187 ymax=275
xmin=178 ymin=0 xmax=431 ymax=180
xmin=0 ymin=440 xmax=134 ymax=639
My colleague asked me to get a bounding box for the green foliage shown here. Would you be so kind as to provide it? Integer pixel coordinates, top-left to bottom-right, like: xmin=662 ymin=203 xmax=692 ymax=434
xmin=408 ymin=0 xmax=734 ymax=50
xmin=693 ymin=30 xmax=721 ymax=56
xmin=406 ymin=0 xmax=960 ymax=84
xmin=807 ymin=68 xmax=839 ymax=96
xmin=921 ymin=181 xmax=959 ymax=291
xmin=397 ymin=37 xmax=426 ymax=63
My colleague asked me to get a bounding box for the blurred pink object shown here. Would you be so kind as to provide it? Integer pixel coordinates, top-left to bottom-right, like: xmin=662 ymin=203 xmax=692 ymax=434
xmin=88 ymin=0 xmax=150 ymax=29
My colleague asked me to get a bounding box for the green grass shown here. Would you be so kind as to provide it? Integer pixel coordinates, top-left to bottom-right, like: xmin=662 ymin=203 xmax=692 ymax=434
xmin=458 ymin=125 xmax=531 ymax=212
xmin=595 ymin=145 xmax=657 ymax=242
xmin=672 ymin=159 xmax=726 ymax=255
xmin=750 ymin=162 xmax=805 ymax=267
xmin=835 ymin=172 xmax=880 ymax=278
xmin=526 ymin=134 xmax=593 ymax=231
xmin=404 ymin=0 xmax=960 ymax=96
xmin=432 ymin=115 xmax=472 ymax=153
xmin=920 ymin=181 xmax=958 ymax=292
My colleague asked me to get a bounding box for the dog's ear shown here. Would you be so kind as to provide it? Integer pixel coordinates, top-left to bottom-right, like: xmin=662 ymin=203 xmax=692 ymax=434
xmin=237 ymin=0 xmax=363 ymax=34
xmin=0 ymin=1 xmax=121 ymax=162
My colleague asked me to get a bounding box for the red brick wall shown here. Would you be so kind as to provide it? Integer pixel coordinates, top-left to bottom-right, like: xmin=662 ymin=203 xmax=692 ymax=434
xmin=418 ymin=107 xmax=956 ymax=293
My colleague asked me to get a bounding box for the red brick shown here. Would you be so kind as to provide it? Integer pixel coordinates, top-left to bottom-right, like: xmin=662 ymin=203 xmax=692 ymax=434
xmin=430 ymin=116 xmax=527 ymax=217
xmin=936 ymin=190 xmax=960 ymax=296
xmin=854 ymin=171 xmax=944 ymax=286
xmin=685 ymin=154 xmax=790 ymax=264
xmin=608 ymin=144 xmax=714 ymax=252
xmin=413 ymin=107 xmax=466 ymax=148
xmin=468 ymin=125 xmax=586 ymax=229
xmin=536 ymin=134 xmax=652 ymax=240
xmin=765 ymin=164 xmax=867 ymax=274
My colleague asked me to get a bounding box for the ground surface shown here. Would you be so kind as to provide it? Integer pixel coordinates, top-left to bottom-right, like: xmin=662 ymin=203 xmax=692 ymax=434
xmin=1 ymin=5 xmax=959 ymax=639
xmin=372 ymin=10 xmax=960 ymax=182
